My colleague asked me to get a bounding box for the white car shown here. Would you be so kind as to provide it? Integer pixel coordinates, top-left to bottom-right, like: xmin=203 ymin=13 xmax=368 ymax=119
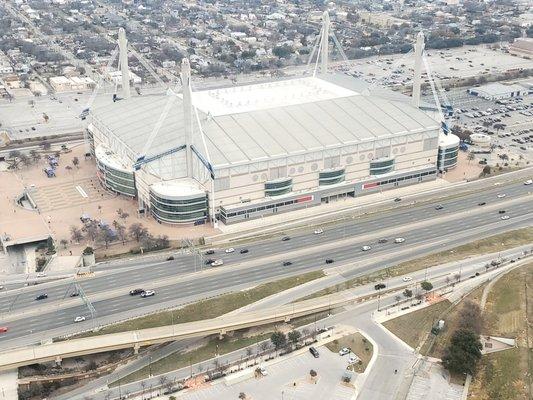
xmin=497 ymin=193 xmax=506 ymax=198
xmin=141 ymin=290 xmax=156 ymax=297
xmin=211 ymin=259 xmax=224 ymax=267
xmin=361 ymin=245 xmax=372 ymax=251
xmin=348 ymin=355 xmax=360 ymax=364
xmin=501 ymin=215 xmax=510 ymax=220
xmin=339 ymin=347 xmax=350 ymax=356
xmin=225 ymin=248 xmax=235 ymax=253
xmin=258 ymin=366 xmax=268 ymax=376
xmin=524 ymin=179 xmax=533 ymax=185
xmin=37 ymin=272 xmax=47 ymax=278
xmin=0 ymin=286 xmax=4 ymax=290
xmin=402 ymin=276 xmax=412 ymax=282
xmin=314 ymin=228 xmax=324 ymax=235
xmin=74 ymin=316 xmax=86 ymax=323
xmin=394 ymin=237 xmax=405 ymax=244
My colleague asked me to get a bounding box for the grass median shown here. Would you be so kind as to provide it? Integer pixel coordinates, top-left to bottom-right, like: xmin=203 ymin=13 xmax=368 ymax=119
xmin=71 ymin=270 xmax=325 ymax=338
xmin=299 ymin=227 xmax=533 ymax=301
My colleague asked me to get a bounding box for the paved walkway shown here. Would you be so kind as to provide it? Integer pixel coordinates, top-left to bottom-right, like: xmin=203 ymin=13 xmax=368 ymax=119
xmin=0 ymin=369 xmax=18 ymax=400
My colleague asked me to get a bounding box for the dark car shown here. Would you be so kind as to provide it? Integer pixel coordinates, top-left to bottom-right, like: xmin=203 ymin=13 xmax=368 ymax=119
xmin=282 ymin=261 xmax=292 ymax=266
xmin=394 ymin=197 xmax=402 ymax=202
xmin=498 ymin=210 xmax=506 ymax=214
xmin=205 ymin=258 xmax=215 ymax=265
xmin=282 ymin=236 xmax=291 ymax=241
xmin=325 ymin=259 xmax=334 ymax=264
xmin=70 ymin=292 xmax=80 ymax=297
xmin=129 ymin=288 xmax=144 ymax=296
xmin=374 ymin=283 xmax=386 ymax=290
xmin=478 ymin=202 xmax=486 ymax=206
xmin=166 ymin=256 xmax=175 ymax=261
xmin=205 ymin=249 xmax=215 ymax=255
xmin=309 ymin=347 xmax=320 ymax=358
xmin=435 ymin=205 xmax=444 ymax=210
xmin=378 ymin=238 xmax=388 ymax=244
xmin=240 ymin=249 xmax=249 ymax=254
xmin=35 ymin=294 xmax=48 ymax=301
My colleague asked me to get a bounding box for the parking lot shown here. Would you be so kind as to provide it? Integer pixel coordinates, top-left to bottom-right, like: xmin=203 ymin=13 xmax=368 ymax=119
xmin=176 ymin=345 xmax=355 ymax=400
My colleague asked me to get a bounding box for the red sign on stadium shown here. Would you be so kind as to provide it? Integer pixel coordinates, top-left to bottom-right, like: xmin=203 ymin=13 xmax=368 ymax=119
xmin=296 ymin=195 xmax=313 ymax=203
xmin=362 ymin=182 xmax=378 ymax=189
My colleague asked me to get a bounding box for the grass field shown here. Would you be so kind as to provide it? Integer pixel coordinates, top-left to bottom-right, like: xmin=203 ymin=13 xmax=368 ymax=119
xmin=325 ymin=332 xmax=373 ymax=373
xmin=300 ymin=227 xmax=533 ymax=300
xmin=112 ymin=333 xmax=271 ymax=386
xmin=382 ymin=300 xmax=451 ymax=350
xmin=468 ymin=263 xmax=532 ymax=400
xmin=73 ymin=270 xmax=325 ymax=338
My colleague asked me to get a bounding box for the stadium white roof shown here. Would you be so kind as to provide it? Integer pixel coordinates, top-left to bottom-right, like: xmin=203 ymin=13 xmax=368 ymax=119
xmin=91 ymin=74 xmax=440 ymax=169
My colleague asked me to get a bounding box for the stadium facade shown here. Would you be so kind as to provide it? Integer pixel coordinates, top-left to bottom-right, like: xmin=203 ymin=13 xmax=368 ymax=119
xmin=88 ymin=23 xmax=459 ymax=226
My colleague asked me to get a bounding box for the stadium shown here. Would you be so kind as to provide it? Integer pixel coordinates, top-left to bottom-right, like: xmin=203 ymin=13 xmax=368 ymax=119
xmin=88 ymin=22 xmax=459 ymax=226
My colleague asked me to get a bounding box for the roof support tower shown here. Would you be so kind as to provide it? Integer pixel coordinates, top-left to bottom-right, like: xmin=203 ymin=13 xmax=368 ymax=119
xmin=412 ymin=31 xmax=424 ymax=108
xmin=118 ymin=28 xmax=131 ymax=99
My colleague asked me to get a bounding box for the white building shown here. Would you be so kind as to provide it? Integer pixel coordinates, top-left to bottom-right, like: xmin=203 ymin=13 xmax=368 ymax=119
xmin=467 ymin=83 xmax=528 ymax=100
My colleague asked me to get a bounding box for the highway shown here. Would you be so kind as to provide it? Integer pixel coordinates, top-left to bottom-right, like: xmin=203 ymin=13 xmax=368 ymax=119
xmin=0 ymin=180 xmax=532 ymax=348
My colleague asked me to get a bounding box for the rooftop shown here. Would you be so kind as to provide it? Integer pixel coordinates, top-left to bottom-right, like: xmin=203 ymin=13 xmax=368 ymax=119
xmin=90 ymin=73 xmax=440 ymax=170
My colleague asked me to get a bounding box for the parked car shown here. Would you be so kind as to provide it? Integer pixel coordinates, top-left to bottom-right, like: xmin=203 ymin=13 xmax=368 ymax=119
xmin=129 ymin=288 xmax=144 ymax=296
xmin=166 ymin=256 xmax=175 ymax=261
xmin=498 ymin=210 xmax=506 ymax=214
xmin=258 ymin=366 xmax=268 ymax=376
xmin=348 ymin=355 xmax=360 ymax=364
xmin=37 ymin=272 xmax=47 ymax=278
xmin=309 ymin=347 xmax=320 ymax=358
xmin=141 ymin=290 xmax=156 ymax=298
xmin=35 ymin=294 xmax=48 ymax=301
xmin=205 ymin=258 xmax=215 ymax=265
xmin=339 ymin=347 xmax=350 ymax=356
xmin=74 ymin=316 xmax=86 ymax=323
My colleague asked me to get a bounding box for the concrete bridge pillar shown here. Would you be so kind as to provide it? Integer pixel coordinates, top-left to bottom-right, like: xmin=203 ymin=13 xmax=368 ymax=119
xmin=133 ymin=343 xmax=140 ymax=354
xmin=54 ymin=356 xmax=62 ymax=366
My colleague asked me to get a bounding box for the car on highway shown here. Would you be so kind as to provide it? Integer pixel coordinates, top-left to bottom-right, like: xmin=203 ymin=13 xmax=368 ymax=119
xmin=478 ymin=202 xmax=486 ymax=206
xmin=314 ymin=228 xmax=324 ymax=235
xmin=129 ymin=288 xmax=144 ymax=296
xmin=240 ymin=249 xmax=249 ymax=254
xmin=394 ymin=237 xmax=405 ymax=243
xmin=225 ymin=248 xmax=235 ymax=253
xmin=166 ymin=256 xmax=175 ymax=261
xmin=205 ymin=258 xmax=215 ymax=265
xmin=501 ymin=215 xmax=510 ymax=220
xmin=37 ymin=272 xmax=47 ymax=278
xmin=378 ymin=238 xmax=388 ymax=244
xmin=211 ymin=259 xmax=224 ymax=267
xmin=70 ymin=292 xmax=80 ymax=297
xmin=0 ymin=327 xmax=8 ymax=333
xmin=498 ymin=210 xmax=506 ymax=214
xmin=0 ymin=285 xmax=4 ymax=290
xmin=402 ymin=276 xmax=412 ymax=282
xmin=205 ymin=249 xmax=215 ymax=255
xmin=141 ymin=290 xmax=156 ymax=298
xmin=74 ymin=316 xmax=86 ymax=323
xmin=361 ymin=245 xmax=372 ymax=251
xmin=497 ymin=193 xmax=506 ymax=198
xmin=325 ymin=259 xmax=334 ymax=264
xmin=339 ymin=347 xmax=351 ymax=356
xmin=282 ymin=261 xmax=293 ymax=266
xmin=309 ymin=347 xmax=320 ymax=358
xmin=282 ymin=236 xmax=291 ymax=241
xmin=374 ymin=283 xmax=386 ymax=290
xmin=435 ymin=204 xmax=444 ymax=210
xmin=35 ymin=294 xmax=48 ymax=301
xmin=525 ymin=179 xmax=533 ymax=185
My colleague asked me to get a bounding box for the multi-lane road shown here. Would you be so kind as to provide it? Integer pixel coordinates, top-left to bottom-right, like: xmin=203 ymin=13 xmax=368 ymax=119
xmin=0 ymin=180 xmax=532 ymax=348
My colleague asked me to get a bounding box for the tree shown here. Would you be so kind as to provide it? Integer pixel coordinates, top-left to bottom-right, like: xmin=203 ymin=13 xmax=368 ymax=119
xmin=467 ymin=153 xmax=475 ymax=164
xmin=60 ymin=239 xmax=68 ymax=249
xmin=403 ymin=289 xmax=413 ymax=298
xmin=458 ymin=301 xmax=483 ymax=334
xmin=128 ymin=223 xmax=149 ymax=242
xmin=420 ymin=281 xmax=433 ymax=292
xmin=8 ymin=150 xmax=21 ymax=159
xmin=97 ymin=226 xmax=116 ymax=249
xmin=82 ymin=220 xmax=99 ymax=242
xmin=72 ymin=157 xmax=79 ymax=168
xmin=481 ymin=165 xmax=491 ymax=176
xmin=41 ymin=141 xmax=51 ymax=150
xmin=70 ymin=226 xmax=84 ymax=243
xmin=238 ymin=393 xmax=246 ymax=400
xmin=395 ymin=295 xmax=402 ymax=304
xmin=113 ymin=221 xmax=127 ymax=244
xmin=270 ymin=331 xmax=287 ymax=350
xmin=287 ymin=330 xmax=301 ymax=346
xmin=29 ymin=150 xmax=41 ymax=163
xmin=309 ymin=369 xmax=317 ymax=378
xmin=442 ymin=329 xmax=482 ymax=375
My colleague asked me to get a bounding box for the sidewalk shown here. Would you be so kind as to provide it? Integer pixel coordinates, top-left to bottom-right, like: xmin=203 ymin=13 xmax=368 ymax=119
xmin=0 ymin=369 xmax=18 ymax=400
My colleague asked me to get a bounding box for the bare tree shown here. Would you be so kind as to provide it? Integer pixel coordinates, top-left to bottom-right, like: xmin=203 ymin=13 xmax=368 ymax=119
xmin=41 ymin=141 xmax=51 ymax=150
xmin=129 ymin=223 xmax=149 ymax=242
xmin=82 ymin=220 xmax=99 ymax=242
xmin=60 ymin=238 xmax=68 ymax=249
xmin=72 ymin=156 xmax=79 ymax=168
xmin=97 ymin=227 xmax=116 ymax=249
xmin=113 ymin=221 xmax=127 ymax=245
xmin=70 ymin=226 xmax=84 ymax=243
